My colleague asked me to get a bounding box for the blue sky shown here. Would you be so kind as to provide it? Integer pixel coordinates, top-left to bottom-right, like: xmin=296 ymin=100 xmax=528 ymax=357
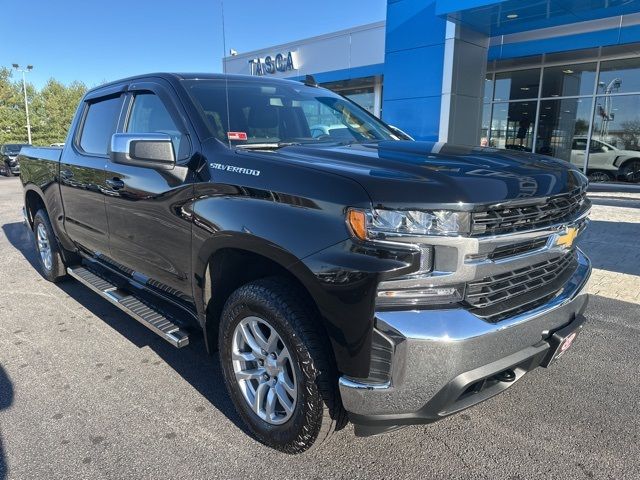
xmin=1 ymin=0 xmax=386 ymax=89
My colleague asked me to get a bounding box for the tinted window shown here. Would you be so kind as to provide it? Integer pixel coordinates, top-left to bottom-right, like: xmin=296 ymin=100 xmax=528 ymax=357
xmin=494 ymin=68 xmax=540 ymax=101
xmin=126 ymin=93 xmax=186 ymax=158
xmin=599 ymin=57 xmax=640 ymax=95
xmin=79 ymin=96 xmax=122 ymax=155
xmin=542 ymin=63 xmax=597 ymax=98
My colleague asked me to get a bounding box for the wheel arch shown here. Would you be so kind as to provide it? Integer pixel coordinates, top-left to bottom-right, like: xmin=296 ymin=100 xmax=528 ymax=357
xmin=195 ymin=233 xmax=330 ymax=359
xmin=23 ymin=184 xmax=47 ymax=228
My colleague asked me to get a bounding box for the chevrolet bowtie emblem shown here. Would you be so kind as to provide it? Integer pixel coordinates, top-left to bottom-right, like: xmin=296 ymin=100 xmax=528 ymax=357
xmin=556 ymin=227 xmax=578 ymax=249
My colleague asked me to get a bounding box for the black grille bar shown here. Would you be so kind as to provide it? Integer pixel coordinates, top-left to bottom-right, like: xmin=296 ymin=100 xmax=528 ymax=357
xmin=472 ymin=188 xmax=588 ymax=236
xmin=465 ymin=252 xmax=578 ymax=322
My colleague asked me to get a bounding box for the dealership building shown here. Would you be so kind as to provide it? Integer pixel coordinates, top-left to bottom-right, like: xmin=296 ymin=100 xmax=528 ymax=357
xmin=224 ymin=0 xmax=640 ymax=174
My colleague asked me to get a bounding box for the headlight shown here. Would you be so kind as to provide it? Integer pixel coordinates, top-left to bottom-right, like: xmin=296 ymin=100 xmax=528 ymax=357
xmin=347 ymin=208 xmax=470 ymax=240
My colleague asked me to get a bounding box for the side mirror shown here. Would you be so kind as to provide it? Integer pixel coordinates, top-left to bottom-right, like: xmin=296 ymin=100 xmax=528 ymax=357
xmin=109 ymin=133 xmax=176 ymax=170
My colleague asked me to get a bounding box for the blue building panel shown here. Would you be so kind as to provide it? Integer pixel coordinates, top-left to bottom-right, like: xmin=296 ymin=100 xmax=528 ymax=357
xmin=383 ymin=44 xmax=446 ymax=100
xmin=382 ymin=0 xmax=448 ymax=139
xmin=383 ymin=96 xmax=443 ymax=141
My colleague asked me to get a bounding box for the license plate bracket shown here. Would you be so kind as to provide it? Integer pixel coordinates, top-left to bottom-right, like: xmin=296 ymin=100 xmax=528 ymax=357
xmin=540 ymin=314 xmax=587 ymax=367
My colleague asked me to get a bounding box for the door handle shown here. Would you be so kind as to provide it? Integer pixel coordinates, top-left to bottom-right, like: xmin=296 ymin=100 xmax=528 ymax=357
xmin=106 ymin=177 xmax=125 ymax=190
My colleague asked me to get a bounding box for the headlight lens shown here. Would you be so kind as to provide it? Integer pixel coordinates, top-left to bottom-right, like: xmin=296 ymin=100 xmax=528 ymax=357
xmin=347 ymin=208 xmax=470 ymax=240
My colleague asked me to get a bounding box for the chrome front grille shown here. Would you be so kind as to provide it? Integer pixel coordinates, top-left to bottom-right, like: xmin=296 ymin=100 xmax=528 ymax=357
xmin=472 ymin=188 xmax=588 ymax=236
xmin=465 ymin=251 xmax=578 ymax=322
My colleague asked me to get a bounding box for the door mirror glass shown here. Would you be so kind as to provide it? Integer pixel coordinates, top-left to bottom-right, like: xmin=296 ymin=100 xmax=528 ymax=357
xmin=109 ymin=133 xmax=176 ymax=169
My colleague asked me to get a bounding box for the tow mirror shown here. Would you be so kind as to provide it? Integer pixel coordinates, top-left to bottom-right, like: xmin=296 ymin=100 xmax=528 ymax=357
xmin=109 ymin=133 xmax=176 ymax=170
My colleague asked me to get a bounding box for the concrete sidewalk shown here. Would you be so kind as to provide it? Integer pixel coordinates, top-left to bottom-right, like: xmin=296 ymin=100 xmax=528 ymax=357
xmin=580 ymin=190 xmax=640 ymax=304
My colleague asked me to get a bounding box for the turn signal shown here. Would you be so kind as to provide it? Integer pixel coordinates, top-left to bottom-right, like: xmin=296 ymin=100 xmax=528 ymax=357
xmin=347 ymin=209 xmax=367 ymax=240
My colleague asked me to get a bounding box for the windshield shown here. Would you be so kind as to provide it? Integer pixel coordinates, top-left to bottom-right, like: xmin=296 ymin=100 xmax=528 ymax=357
xmin=183 ymin=79 xmax=399 ymax=147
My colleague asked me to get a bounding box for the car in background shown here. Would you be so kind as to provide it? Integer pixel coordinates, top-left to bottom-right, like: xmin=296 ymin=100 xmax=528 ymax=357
xmin=0 ymin=143 xmax=31 ymax=176
xmin=570 ymin=136 xmax=640 ymax=182
xmin=50 ymin=143 xmax=65 ymax=148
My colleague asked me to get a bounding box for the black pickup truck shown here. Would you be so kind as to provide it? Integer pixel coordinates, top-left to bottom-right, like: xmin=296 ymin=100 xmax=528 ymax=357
xmin=19 ymin=73 xmax=591 ymax=453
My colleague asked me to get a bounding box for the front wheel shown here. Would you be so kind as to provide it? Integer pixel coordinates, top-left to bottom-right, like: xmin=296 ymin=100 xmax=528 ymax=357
xmin=33 ymin=209 xmax=68 ymax=282
xmin=621 ymin=159 xmax=640 ymax=183
xmin=219 ymin=278 xmax=346 ymax=453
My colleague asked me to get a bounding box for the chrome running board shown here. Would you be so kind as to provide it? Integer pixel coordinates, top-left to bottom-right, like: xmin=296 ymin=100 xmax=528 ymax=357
xmin=67 ymin=266 xmax=189 ymax=348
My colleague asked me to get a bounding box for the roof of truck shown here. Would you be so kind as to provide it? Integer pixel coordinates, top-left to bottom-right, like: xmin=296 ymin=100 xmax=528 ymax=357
xmin=86 ymin=72 xmax=306 ymax=94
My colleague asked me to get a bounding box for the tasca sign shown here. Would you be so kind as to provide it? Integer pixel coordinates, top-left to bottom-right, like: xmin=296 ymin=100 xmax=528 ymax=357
xmin=249 ymin=52 xmax=296 ymax=76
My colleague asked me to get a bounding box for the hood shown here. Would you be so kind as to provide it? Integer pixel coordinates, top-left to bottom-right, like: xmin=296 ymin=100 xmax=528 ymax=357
xmin=274 ymin=141 xmax=588 ymax=209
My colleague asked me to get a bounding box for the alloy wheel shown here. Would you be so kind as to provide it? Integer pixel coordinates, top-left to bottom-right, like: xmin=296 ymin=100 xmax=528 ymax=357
xmin=231 ymin=316 xmax=297 ymax=425
xmin=36 ymin=223 xmax=52 ymax=271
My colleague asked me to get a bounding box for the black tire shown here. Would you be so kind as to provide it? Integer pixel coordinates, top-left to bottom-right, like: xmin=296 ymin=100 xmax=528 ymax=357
xmin=32 ymin=209 xmax=67 ymax=282
xmin=587 ymin=170 xmax=613 ymax=183
xmin=219 ymin=277 xmax=346 ymax=453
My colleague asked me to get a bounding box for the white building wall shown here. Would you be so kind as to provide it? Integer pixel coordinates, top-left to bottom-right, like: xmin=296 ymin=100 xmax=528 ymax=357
xmin=223 ymin=22 xmax=386 ymax=78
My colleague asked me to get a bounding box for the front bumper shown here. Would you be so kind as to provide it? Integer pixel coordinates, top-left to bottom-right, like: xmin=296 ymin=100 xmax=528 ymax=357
xmin=339 ymin=248 xmax=591 ymax=436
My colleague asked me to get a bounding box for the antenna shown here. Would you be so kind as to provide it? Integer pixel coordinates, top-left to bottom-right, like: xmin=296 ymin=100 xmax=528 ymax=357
xmin=220 ymin=0 xmax=232 ymax=148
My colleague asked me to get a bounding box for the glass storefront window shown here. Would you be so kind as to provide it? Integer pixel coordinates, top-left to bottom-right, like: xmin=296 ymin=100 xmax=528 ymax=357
xmin=481 ymin=103 xmax=491 ymax=146
xmin=541 ymin=63 xmax=597 ymax=98
xmin=484 ymin=75 xmax=493 ymax=103
xmin=489 ymin=101 xmax=536 ymax=151
xmin=483 ymin=45 xmax=640 ymax=182
xmin=592 ymin=94 xmax=640 ymax=151
xmin=598 ymin=57 xmax=640 ymax=95
xmin=536 ymin=98 xmax=592 ymax=162
xmin=494 ymin=68 xmax=541 ymax=101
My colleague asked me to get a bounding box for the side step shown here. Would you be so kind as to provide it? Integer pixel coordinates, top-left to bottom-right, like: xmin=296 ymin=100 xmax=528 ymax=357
xmin=67 ymin=266 xmax=190 ymax=348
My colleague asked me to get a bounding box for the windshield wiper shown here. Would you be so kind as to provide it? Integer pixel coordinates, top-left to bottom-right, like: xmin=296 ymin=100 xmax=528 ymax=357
xmin=235 ymin=142 xmax=301 ymax=150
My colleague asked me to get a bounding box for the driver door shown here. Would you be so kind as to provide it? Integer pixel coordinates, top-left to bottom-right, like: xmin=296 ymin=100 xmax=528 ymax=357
xmin=103 ymin=81 xmax=196 ymax=302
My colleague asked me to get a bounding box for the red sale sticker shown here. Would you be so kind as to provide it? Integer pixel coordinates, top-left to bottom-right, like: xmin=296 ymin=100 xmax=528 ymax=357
xmin=227 ymin=132 xmax=248 ymax=141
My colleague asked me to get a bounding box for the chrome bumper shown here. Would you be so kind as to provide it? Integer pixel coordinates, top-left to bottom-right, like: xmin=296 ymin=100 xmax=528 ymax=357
xmin=339 ymin=248 xmax=591 ymax=422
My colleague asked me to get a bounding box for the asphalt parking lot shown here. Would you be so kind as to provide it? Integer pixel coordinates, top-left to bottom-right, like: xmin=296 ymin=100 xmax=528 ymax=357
xmin=0 ymin=175 xmax=639 ymax=479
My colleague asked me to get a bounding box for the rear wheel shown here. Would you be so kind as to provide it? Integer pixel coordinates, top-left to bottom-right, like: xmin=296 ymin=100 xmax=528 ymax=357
xmin=587 ymin=170 xmax=613 ymax=183
xmin=33 ymin=209 xmax=67 ymax=282
xmin=219 ymin=277 xmax=346 ymax=453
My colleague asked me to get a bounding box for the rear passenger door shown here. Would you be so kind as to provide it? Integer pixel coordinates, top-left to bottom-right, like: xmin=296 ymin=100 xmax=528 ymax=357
xmin=59 ymin=88 xmax=125 ymax=255
xmin=104 ymin=81 xmax=196 ymax=302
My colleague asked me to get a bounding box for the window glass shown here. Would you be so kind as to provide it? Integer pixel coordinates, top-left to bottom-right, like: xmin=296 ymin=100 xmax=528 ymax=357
xmin=480 ymin=103 xmax=491 ymax=146
xmin=483 ymin=75 xmax=494 ymax=103
xmin=321 ymin=77 xmax=377 ymax=115
xmin=79 ymin=96 xmax=122 ymax=155
xmin=494 ymin=68 xmax=540 ymax=101
xmin=541 ymin=63 xmax=597 ymax=98
xmin=535 ymin=98 xmax=591 ymax=161
xmin=592 ymin=94 xmax=640 ymax=152
xmin=127 ymin=93 xmax=186 ymax=158
xmin=598 ymin=57 xmax=640 ymax=95
xmin=185 ymin=79 xmax=397 ymax=145
xmin=343 ymin=89 xmax=375 ymax=115
xmin=489 ymin=101 xmax=536 ymax=151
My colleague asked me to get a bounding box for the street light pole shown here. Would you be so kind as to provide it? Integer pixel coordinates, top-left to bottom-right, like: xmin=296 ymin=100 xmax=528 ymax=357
xmin=12 ymin=63 xmax=33 ymax=144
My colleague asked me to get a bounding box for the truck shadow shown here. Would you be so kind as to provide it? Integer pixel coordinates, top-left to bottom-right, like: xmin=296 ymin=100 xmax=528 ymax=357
xmin=54 ymin=280 xmax=248 ymax=434
xmin=1 ymin=222 xmax=247 ymax=435
xmin=0 ymin=365 xmax=14 ymax=480
xmin=2 ymin=222 xmax=40 ymax=272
